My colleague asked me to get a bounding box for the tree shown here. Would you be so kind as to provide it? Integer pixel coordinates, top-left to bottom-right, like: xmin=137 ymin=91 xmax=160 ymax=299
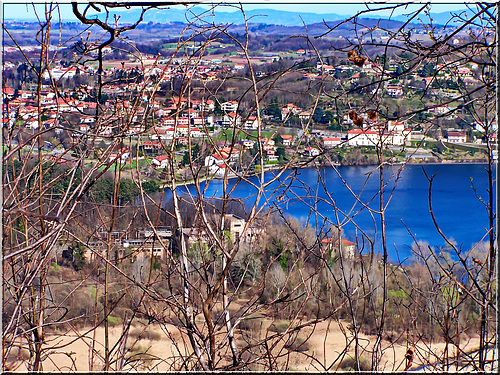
xmin=266 ymin=97 xmax=282 ymax=119
xmin=312 ymin=106 xmax=324 ymax=123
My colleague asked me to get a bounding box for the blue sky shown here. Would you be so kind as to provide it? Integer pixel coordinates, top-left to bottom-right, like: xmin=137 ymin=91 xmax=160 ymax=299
xmin=3 ymin=1 xmax=469 ymax=21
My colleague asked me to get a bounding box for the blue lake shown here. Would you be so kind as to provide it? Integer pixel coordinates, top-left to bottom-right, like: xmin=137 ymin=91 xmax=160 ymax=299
xmin=170 ymin=163 xmax=496 ymax=263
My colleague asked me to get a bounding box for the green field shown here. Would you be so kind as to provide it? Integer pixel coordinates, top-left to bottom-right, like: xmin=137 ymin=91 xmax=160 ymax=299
xmin=217 ymin=129 xmax=275 ymax=142
xmin=97 ymin=158 xmax=150 ymax=172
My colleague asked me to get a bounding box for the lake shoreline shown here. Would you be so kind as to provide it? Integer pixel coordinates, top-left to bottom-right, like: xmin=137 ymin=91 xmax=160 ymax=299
xmin=161 ymin=159 xmax=493 ymax=190
xmin=165 ymin=163 xmax=493 ymax=261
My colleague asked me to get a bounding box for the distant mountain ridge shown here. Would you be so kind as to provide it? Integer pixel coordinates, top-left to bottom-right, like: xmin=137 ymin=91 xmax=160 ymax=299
xmin=5 ymin=5 xmax=473 ymax=27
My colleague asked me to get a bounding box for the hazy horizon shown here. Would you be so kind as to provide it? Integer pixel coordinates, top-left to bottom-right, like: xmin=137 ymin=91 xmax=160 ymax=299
xmin=3 ymin=1 xmax=469 ymax=21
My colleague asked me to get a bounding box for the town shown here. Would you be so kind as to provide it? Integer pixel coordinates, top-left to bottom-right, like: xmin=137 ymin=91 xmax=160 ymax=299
xmin=3 ymin=15 xmax=497 ymax=266
xmin=4 ymin=21 xmax=497 ymax=183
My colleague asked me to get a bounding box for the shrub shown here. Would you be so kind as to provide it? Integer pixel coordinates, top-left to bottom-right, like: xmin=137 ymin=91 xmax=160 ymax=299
xmin=107 ymin=316 xmax=122 ymax=326
xmin=285 ymin=335 xmax=310 ymax=352
xmin=339 ymin=356 xmax=370 ymax=371
xmin=239 ymin=316 xmax=261 ymax=332
xmin=129 ymin=327 xmax=162 ymax=341
xmin=268 ymin=321 xmax=290 ymax=333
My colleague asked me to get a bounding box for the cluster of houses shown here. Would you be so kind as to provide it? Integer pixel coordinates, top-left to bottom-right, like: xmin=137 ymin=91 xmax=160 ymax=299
xmin=85 ymin=214 xmax=265 ymax=263
xmin=346 ymin=120 xmax=412 ymax=147
xmin=81 ymin=213 xmax=358 ymax=264
xmin=4 ymin=48 xmax=494 ymax=179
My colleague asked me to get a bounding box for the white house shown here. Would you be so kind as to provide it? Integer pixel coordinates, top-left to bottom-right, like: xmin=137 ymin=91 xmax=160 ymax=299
xmin=205 ymin=153 xmax=225 ymax=167
xmin=265 ymin=149 xmax=279 ymax=161
xmin=80 ymin=115 xmax=95 ymax=124
xmin=298 ymin=111 xmax=313 ymax=121
xmin=190 ymin=127 xmax=205 ymax=138
xmin=243 ymin=116 xmax=260 ymax=130
xmin=387 ymin=120 xmax=406 ymax=133
xmin=428 ymin=105 xmax=451 ymax=115
xmin=152 ymin=155 xmax=169 ymax=169
xmin=447 ymin=131 xmax=467 ymax=143
xmin=221 ymin=100 xmax=238 ymax=113
xmin=281 ymin=103 xmax=301 ymax=120
xmin=261 ymin=138 xmax=275 ymax=152
xmin=347 ymin=129 xmax=379 ymax=146
xmin=221 ymin=112 xmax=242 ymax=127
xmin=280 ymin=134 xmax=293 ymax=146
xmin=191 ymin=117 xmax=207 ymax=126
xmin=322 ymin=137 xmax=341 ymax=148
xmin=305 ymin=147 xmax=320 ymax=157
xmin=386 ymin=85 xmax=403 ymax=97
xmin=108 ymin=148 xmax=130 ymax=164
xmin=240 ymin=139 xmax=255 ymax=149
xmin=208 ymin=163 xmax=232 ymax=178
xmin=25 ymin=119 xmax=39 ymax=130
xmin=79 ymin=123 xmax=89 ymax=133
xmin=151 ymin=127 xmax=175 ymax=140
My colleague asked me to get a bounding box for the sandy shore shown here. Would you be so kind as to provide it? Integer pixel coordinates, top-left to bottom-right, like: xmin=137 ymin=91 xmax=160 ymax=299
xmin=6 ymin=318 xmax=482 ymax=372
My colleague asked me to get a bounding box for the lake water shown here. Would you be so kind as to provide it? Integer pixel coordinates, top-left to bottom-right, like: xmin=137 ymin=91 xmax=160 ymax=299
xmin=172 ymin=163 xmax=496 ymax=263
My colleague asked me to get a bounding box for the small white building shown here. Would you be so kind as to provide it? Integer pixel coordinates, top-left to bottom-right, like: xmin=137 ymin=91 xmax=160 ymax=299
xmin=447 ymin=131 xmax=467 ymax=143
xmin=322 ymin=137 xmax=341 ymax=148
xmin=305 ymin=147 xmax=320 ymax=157
xmin=108 ymin=148 xmax=130 ymax=164
xmin=243 ymin=116 xmax=260 ymax=130
xmin=221 ymin=112 xmax=242 ymax=127
xmin=208 ymin=163 xmax=231 ymax=178
xmin=221 ymin=101 xmax=238 ymax=113
xmin=280 ymin=134 xmax=293 ymax=146
xmin=240 ymin=139 xmax=255 ymax=149
xmin=386 ymin=85 xmax=403 ymax=97
xmin=151 ymin=127 xmax=175 ymax=140
xmin=152 ymin=155 xmax=169 ymax=169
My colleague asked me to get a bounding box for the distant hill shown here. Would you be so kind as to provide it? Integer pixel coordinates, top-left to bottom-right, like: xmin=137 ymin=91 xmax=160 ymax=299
xmin=391 ymin=8 xmax=478 ymax=26
xmin=4 ymin=5 xmax=474 ymax=28
xmin=99 ymin=7 xmax=345 ymax=26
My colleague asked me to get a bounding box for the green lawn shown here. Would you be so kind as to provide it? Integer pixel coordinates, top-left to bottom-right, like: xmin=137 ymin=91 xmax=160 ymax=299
xmin=97 ymin=158 xmax=150 ymax=172
xmin=217 ymin=129 xmax=274 ymax=142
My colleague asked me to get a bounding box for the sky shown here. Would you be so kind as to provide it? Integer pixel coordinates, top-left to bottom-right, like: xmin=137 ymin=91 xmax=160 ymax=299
xmin=2 ymin=1 xmax=470 ymax=21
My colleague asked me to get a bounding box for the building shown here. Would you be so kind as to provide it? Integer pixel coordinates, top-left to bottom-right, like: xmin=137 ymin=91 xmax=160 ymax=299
xmin=447 ymin=131 xmax=467 ymax=143
xmin=240 ymin=139 xmax=255 ymax=149
xmin=141 ymin=141 xmax=163 ymax=155
xmin=305 ymin=147 xmax=320 ymax=157
xmin=221 ymin=100 xmax=238 ymax=113
xmin=243 ymin=115 xmax=260 ymax=130
xmin=322 ymin=137 xmax=341 ymax=148
xmin=280 ymin=134 xmax=293 ymax=147
xmin=152 ymin=155 xmax=169 ymax=169
xmin=221 ymin=112 xmax=242 ymax=127
xmin=347 ymin=129 xmax=379 ymax=146
xmin=321 ymin=237 xmax=356 ymax=259
xmin=151 ymin=127 xmax=175 ymax=140
xmin=107 ymin=148 xmax=130 ymax=164
xmin=386 ymin=85 xmax=403 ymax=97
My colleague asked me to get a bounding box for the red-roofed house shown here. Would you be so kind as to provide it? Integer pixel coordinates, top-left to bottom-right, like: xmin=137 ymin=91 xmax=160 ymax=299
xmin=322 ymin=137 xmax=341 ymax=148
xmin=280 ymin=134 xmax=293 ymax=146
xmin=305 ymin=147 xmax=320 ymax=157
xmin=152 ymin=155 xmax=169 ymax=169
xmin=347 ymin=128 xmax=379 ymax=147
xmin=447 ymin=131 xmax=467 ymax=143
xmin=243 ymin=115 xmax=260 ymax=130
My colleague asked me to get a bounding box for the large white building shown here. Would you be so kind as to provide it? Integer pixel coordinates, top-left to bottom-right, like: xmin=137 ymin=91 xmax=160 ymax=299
xmin=221 ymin=100 xmax=238 ymax=113
xmin=348 ymin=127 xmax=409 ymax=147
